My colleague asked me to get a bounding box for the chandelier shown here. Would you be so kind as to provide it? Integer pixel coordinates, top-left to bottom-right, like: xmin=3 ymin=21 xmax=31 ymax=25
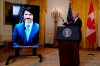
xmin=51 ymin=8 xmax=60 ymax=22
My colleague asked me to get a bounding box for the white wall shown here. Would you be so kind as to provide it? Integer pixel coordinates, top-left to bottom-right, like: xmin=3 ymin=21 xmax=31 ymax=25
xmin=0 ymin=0 xmax=26 ymax=41
xmin=45 ymin=0 xmax=69 ymax=44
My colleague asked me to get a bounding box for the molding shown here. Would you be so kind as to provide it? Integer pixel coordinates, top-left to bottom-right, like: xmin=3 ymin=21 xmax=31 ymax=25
xmin=44 ymin=43 xmax=53 ymax=48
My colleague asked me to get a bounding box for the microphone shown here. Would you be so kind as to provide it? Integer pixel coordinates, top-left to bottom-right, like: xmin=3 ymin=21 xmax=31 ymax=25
xmin=24 ymin=27 xmax=26 ymax=30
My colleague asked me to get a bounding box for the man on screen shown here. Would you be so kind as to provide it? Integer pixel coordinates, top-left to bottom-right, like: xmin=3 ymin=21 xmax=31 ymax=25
xmin=13 ymin=6 xmax=39 ymax=46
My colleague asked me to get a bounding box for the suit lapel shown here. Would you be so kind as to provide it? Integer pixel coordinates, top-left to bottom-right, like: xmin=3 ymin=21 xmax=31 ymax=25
xmin=74 ymin=18 xmax=78 ymax=25
xmin=22 ymin=22 xmax=27 ymax=43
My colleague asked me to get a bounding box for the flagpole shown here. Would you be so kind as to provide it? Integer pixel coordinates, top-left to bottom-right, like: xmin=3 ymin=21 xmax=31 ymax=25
xmin=88 ymin=45 xmax=94 ymax=56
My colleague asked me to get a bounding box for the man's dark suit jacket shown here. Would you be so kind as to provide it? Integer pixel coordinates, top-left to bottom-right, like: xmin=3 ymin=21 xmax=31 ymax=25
xmin=12 ymin=22 xmax=39 ymax=46
xmin=63 ymin=18 xmax=82 ymax=41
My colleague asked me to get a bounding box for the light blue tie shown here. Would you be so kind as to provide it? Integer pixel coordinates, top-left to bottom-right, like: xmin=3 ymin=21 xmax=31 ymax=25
xmin=26 ymin=25 xmax=30 ymax=41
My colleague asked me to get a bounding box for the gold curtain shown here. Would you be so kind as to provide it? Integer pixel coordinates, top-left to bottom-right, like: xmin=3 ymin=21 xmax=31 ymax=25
xmin=71 ymin=0 xmax=99 ymax=49
xmin=26 ymin=0 xmax=47 ymax=45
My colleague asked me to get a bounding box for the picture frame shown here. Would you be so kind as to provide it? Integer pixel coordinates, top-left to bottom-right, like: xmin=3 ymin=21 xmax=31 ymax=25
xmin=4 ymin=1 xmax=12 ymax=25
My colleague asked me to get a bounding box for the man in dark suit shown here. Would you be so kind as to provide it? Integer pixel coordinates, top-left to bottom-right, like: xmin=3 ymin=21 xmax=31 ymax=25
xmin=63 ymin=11 xmax=82 ymax=65
xmin=72 ymin=11 xmax=82 ymax=41
xmin=12 ymin=6 xmax=39 ymax=46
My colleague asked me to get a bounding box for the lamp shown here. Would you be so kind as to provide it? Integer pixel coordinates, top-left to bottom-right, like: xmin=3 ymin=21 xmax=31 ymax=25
xmin=51 ymin=8 xmax=60 ymax=47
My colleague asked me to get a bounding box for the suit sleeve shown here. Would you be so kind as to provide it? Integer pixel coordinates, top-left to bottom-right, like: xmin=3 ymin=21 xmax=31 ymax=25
xmin=33 ymin=31 xmax=39 ymax=46
xmin=78 ymin=19 xmax=82 ymax=41
xmin=12 ymin=25 xmax=20 ymax=46
xmin=32 ymin=23 xmax=39 ymax=46
xmin=63 ymin=22 xmax=72 ymax=26
xmin=78 ymin=19 xmax=82 ymax=29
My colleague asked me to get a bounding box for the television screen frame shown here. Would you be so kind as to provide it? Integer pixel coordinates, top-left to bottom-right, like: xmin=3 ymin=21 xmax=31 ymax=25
xmin=12 ymin=3 xmax=40 ymax=47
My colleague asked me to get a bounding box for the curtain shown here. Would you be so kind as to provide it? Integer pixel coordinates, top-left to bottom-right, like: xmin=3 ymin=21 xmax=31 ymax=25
xmin=71 ymin=0 xmax=99 ymax=49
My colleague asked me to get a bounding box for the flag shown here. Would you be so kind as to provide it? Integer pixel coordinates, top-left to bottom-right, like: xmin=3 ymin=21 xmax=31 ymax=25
xmin=86 ymin=0 xmax=96 ymax=45
xmin=67 ymin=3 xmax=74 ymax=23
xmin=19 ymin=5 xmax=25 ymax=23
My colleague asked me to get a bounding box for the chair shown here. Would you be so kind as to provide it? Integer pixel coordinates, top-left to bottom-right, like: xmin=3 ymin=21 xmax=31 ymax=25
xmin=5 ymin=44 xmax=42 ymax=65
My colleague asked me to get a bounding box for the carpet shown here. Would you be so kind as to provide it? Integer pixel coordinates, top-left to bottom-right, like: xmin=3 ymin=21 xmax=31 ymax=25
xmin=1 ymin=49 xmax=100 ymax=66
xmin=32 ymin=50 xmax=100 ymax=66
xmin=80 ymin=50 xmax=100 ymax=66
xmin=0 ymin=56 xmax=39 ymax=66
xmin=32 ymin=50 xmax=60 ymax=66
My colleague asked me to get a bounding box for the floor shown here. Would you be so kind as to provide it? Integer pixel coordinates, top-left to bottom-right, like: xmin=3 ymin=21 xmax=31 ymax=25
xmin=0 ymin=46 xmax=56 ymax=63
xmin=0 ymin=46 xmax=100 ymax=66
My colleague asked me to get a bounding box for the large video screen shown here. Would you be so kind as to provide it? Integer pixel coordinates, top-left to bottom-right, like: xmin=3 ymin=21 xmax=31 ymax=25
xmin=12 ymin=3 xmax=40 ymax=47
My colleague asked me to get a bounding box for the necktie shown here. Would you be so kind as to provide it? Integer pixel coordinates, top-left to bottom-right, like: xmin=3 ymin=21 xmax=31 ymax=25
xmin=26 ymin=25 xmax=30 ymax=41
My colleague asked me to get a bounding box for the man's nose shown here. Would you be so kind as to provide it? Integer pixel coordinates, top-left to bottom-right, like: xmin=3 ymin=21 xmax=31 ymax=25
xmin=26 ymin=15 xmax=30 ymax=18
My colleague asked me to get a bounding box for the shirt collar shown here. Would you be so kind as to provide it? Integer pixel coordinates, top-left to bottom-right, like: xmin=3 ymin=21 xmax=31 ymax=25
xmin=25 ymin=21 xmax=33 ymax=28
xmin=74 ymin=17 xmax=78 ymax=22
